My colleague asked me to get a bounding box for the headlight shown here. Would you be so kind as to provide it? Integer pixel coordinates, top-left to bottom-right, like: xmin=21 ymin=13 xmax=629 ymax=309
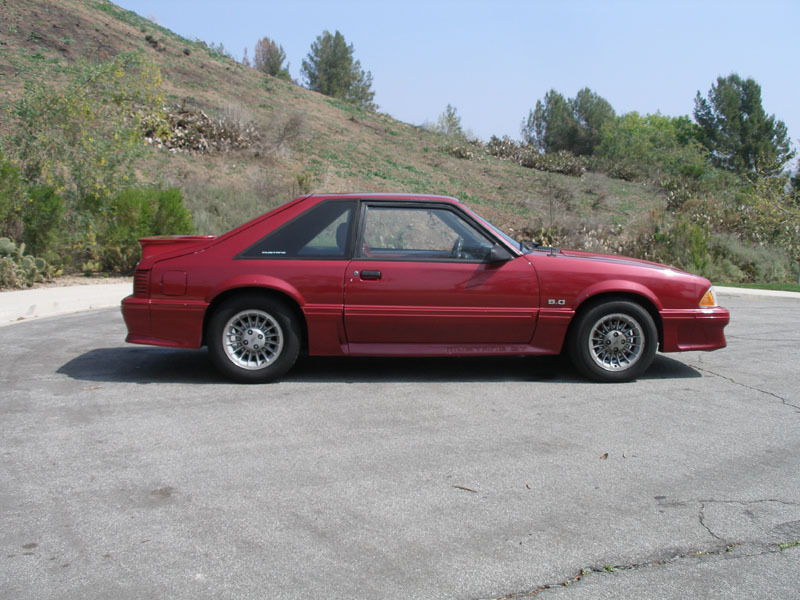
xmin=699 ymin=286 xmax=718 ymax=308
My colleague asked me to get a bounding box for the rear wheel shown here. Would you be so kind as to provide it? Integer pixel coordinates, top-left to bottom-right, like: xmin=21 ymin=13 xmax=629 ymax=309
xmin=569 ymin=300 xmax=657 ymax=382
xmin=207 ymin=294 xmax=300 ymax=383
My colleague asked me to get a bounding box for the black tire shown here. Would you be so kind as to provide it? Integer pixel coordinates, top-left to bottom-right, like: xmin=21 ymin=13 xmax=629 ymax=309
xmin=207 ymin=294 xmax=300 ymax=383
xmin=569 ymin=300 xmax=657 ymax=382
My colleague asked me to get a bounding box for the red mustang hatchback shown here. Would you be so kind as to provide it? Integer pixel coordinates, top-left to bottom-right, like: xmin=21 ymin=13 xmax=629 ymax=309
xmin=122 ymin=193 xmax=729 ymax=382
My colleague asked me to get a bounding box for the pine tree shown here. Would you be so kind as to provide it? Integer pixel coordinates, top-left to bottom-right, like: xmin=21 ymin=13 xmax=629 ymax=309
xmin=694 ymin=74 xmax=794 ymax=177
xmin=253 ymin=37 xmax=290 ymax=80
xmin=301 ymin=30 xmax=375 ymax=110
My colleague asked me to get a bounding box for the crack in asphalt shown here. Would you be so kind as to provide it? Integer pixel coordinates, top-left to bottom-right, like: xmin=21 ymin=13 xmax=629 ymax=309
xmin=698 ymin=498 xmax=800 ymax=508
xmin=689 ymin=364 xmax=800 ymax=412
xmin=695 ymin=498 xmax=800 ymax=544
xmin=699 ymin=502 xmax=725 ymax=541
xmin=484 ymin=544 xmax=737 ymax=599
xmin=485 ymin=541 xmax=798 ymax=599
xmin=485 ymin=498 xmax=800 ymax=599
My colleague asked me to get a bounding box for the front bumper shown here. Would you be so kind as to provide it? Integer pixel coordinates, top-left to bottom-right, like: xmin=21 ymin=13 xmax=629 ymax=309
xmin=659 ymin=306 xmax=730 ymax=352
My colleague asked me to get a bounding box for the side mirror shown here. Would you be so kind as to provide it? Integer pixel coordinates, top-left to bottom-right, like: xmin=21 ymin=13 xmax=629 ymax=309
xmin=486 ymin=243 xmax=512 ymax=264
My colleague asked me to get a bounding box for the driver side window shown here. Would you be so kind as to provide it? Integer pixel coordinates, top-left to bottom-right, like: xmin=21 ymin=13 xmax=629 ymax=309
xmin=359 ymin=206 xmax=494 ymax=261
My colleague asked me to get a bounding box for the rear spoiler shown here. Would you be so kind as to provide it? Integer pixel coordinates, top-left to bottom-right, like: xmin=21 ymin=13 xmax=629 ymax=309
xmin=137 ymin=235 xmax=216 ymax=260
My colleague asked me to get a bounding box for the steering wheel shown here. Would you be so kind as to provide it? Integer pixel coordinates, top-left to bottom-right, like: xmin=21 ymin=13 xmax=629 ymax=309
xmin=451 ymin=236 xmax=464 ymax=259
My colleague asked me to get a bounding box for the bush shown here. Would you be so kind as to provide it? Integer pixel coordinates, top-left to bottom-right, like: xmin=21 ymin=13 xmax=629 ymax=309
xmin=518 ymin=150 xmax=587 ymax=177
xmin=709 ymin=233 xmax=795 ymax=283
xmin=594 ymin=113 xmax=708 ymax=185
xmin=8 ymin=52 xmax=164 ymax=200
xmin=485 ymin=137 xmax=588 ymax=176
xmin=0 ymin=151 xmax=25 ymax=240
xmin=98 ymin=187 xmax=193 ymax=273
xmin=0 ymin=237 xmax=54 ymax=289
xmin=22 ymin=186 xmax=63 ymax=260
xmin=442 ymin=143 xmax=475 ymax=160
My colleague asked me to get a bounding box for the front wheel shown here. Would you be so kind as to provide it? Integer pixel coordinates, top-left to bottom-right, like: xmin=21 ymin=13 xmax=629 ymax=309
xmin=207 ymin=295 xmax=300 ymax=383
xmin=569 ymin=300 xmax=657 ymax=382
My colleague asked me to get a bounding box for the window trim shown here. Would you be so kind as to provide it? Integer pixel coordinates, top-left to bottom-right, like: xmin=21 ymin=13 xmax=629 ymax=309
xmin=354 ymin=201 xmax=505 ymax=264
xmin=235 ymin=198 xmax=519 ymax=263
xmin=236 ymin=199 xmax=357 ymax=261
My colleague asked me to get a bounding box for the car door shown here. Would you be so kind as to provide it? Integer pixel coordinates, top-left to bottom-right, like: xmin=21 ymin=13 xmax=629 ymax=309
xmin=343 ymin=202 xmax=539 ymax=352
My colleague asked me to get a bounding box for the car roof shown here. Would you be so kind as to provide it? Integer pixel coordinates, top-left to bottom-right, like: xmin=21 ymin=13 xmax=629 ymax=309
xmin=305 ymin=193 xmax=461 ymax=204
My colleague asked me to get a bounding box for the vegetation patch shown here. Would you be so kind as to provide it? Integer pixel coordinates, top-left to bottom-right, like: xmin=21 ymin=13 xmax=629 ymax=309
xmin=0 ymin=0 xmax=797 ymax=287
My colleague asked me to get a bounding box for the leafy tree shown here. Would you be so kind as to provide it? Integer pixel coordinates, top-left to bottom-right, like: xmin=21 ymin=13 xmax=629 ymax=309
xmin=301 ymin=30 xmax=375 ymax=109
xmin=792 ymin=160 xmax=800 ymax=201
xmin=253 ymin=36 xmax=290 ymax=80
xmin=99 ymin=187 xmax=193 ymax=273
xmin=571 ymin=88 xmax=617 ymax=156
xmin=522 ymin=88 xmax=615 ymax=155
xmin=694 ymin=74 xmax=795 ymax=177
xmin=0 ymin=150 xmax=25 ymax=240
xmin=8 ymin=52 xmax=164 ymax=201
xmin=434 ymin=104 xmax=464 ymax=138
xmin=522 ymin=90 xmax=574 ymax=153
xmin=596 ymin=112 xmax=707 ymax=182
xmin=207 ymin=42 xmax=234 ymax=60
xmin=22 ymin=185 xmax=63 ymax=259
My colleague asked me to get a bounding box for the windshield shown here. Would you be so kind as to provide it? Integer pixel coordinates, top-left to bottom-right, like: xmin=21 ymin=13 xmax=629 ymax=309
xmin=460 ymin=205 xmax=534 ymax=254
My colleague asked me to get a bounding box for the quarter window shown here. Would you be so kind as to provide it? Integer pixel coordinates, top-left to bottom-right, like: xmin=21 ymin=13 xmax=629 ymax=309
xmin=241 ymin=200 xmax=355 ymax=259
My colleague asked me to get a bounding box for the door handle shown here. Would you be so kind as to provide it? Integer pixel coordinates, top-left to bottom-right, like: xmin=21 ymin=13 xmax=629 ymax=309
xmin=360 ymin=270 xmax=382 ymax=280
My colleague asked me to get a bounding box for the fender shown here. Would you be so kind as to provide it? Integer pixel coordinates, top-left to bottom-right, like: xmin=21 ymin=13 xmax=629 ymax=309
xmin=574 ymin=279 xmax=663 ymax=311
xmin=206 ymin=274 xmax=306 ymax=307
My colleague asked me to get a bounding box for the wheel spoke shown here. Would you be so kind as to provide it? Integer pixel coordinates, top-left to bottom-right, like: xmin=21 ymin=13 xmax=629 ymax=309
xmin=587 ymin=312 xmax=644 ymax=372
xmin=222 ymin=309 xmax=284 ymax=371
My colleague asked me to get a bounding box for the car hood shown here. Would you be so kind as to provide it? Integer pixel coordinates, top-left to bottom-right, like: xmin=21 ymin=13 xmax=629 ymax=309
xmin=542 ymin=247 xmax=683 ymax=272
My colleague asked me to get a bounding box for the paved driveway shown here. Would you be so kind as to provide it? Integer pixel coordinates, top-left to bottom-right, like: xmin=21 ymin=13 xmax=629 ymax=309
xmin=1 ymin=292 xmax=798 ymax=599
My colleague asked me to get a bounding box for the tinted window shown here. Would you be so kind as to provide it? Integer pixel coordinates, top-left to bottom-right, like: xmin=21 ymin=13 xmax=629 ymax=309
xmin=359 ymin=205 xmax=494 ymax=261
xmin=242 ymin=200 xmax=355 ymax=259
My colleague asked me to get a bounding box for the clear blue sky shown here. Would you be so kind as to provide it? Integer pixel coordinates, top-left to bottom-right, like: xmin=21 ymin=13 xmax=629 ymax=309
xmin=114 ymin=0 xmax=799 ymax=150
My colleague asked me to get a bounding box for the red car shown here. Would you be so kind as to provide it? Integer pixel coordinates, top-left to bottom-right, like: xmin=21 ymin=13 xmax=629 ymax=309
xmin=122 ymin=193 xmax=729 ymax=382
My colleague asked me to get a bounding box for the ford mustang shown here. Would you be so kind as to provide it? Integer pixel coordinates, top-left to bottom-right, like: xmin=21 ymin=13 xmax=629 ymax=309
xmin=121 ymin=193 xmax=729 ymax=382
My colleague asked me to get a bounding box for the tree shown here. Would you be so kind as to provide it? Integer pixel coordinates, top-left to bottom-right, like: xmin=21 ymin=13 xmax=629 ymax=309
xmin=571 ymin=88 xmax=616 ymax=156
xmin=253 ymin=37 xmax=290 ymax=80
xmin=596 ymin=112 xmax=707 ymax=182
xmin=8 ymin=52 xmax=164 ymax=201
xmin=0 ymin=149 xmax=25 ymax=240
xmin=521 ymin=88 xmax=614 ymax=155
xmin=522 ymin=90 xmax=574 ymax=153
xmin=434 ymin=104 xmax=463 ymax=137
xmin=694 ymin=74 xmax=795 ymax=177
xmin=301 ymin=30 xmax=375 ymax=109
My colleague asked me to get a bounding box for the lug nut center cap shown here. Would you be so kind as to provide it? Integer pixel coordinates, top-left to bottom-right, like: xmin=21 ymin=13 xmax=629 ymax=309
xmin=604 ymin=331 xmax=628 ymax=351
xmin=242 ymin=329 xmax=266 ymax=351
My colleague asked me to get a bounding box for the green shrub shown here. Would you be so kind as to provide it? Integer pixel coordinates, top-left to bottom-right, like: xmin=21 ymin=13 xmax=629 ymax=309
xmin=97 ymin=187 xmax=193 ymax=273
xmin=484 ymin=137 xmax=588 ymax=176
xmin=22 ymin=185 xmax=63 ymax=259
xmin=0 ymin=237 xmax=54 ymax=289
xmin=709 ymin=233 xmax=795 ymax=283
xmin=152 ymin=187 xmax=193 ymax=233
xmin=518 ymin=150 xmax=587 ymax=177
xmin=442 ymin=143 xmax=475 ymax=160
xmin=8 ymin=52 xmax=164 ymax=201
xmin=0 ymin=151 xmax=25 ymax=240
xmin=595 ymin=113 xmax=708 ymax=184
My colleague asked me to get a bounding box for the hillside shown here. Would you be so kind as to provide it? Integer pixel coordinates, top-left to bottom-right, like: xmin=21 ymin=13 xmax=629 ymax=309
xmin=0 ymin=0 xmax=674 ymax=250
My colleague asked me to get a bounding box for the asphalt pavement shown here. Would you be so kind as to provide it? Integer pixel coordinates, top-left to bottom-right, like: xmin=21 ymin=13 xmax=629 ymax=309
xmin=0 ymin=286 xmax=799 ymax=599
